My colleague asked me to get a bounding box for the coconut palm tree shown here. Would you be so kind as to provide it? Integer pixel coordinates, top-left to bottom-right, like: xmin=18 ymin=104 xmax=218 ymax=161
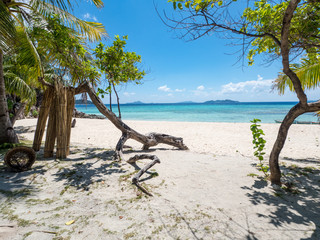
xmin=274 ymin=57 xmax=320 ymax=118
xmin=0 ymin=0 xmax=106 ymax=144
xmin=274 ymin=58 xmax=320 ymax=94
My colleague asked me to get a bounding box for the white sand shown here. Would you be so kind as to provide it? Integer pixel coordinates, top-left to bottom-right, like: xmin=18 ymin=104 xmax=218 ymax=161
xmin=0 ymin=118 xmax=319 ymax=239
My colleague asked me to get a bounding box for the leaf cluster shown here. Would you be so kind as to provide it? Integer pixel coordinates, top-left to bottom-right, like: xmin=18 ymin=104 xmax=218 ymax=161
xmin=31 ymin=15 xmax=100 ymax=86
xmin=250 ymin=118 xmax=269 ymax=176
xmin=243 ymin=0 xmax=320 ymax=65
xmin=169 ymin=0 xmax=232 ymax=12
xmin=275 ymin=56 xmax=320 ymax=95
xmin=94 ymin=35 xmax=145 ymax=94
xmin=167 ymin=0 xmax=320 ymax=66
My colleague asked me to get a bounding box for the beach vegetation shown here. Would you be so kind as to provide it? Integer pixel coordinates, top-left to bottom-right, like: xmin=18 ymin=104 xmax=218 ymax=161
xmin=94 ymin=35 xmax=145 ymax=118
xmin=166 ymin=0 xmax=320 ymax=185
xmin=250 ymin=119 xmax=269 ymax=177
xmin=0 ymin=0 xmax=106 ymax=145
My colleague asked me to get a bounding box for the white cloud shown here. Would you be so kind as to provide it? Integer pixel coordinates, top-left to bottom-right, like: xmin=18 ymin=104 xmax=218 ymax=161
xmin=123 ymin=92 xmax=135 ymax=96
xmin=175 ymin=88 xmax=185 ymax=92
xmin=167 ymin=93 xmax=173 ymax=97
xmin=158 ymin=85 xmax=171 ymax=92
xmin=197 ymin=85 xmax=205 ymax=91
xmin=221 ymin=76 xmax=274 ymax=94
xmin=83 ymin=13 xmax=98 ymax=21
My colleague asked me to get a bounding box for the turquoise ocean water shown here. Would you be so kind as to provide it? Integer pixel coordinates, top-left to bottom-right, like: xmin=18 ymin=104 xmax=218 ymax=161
xmin=75 ymin=102 xmax=319 ymax=123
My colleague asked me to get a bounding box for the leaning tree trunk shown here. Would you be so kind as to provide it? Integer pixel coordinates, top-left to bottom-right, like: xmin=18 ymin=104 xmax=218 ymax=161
xmin=10 ymin=102 xmax=26 ymax=126
xmin=75 ymin=81 xmax=188 ymax=195
xmin=269 ymin=103 xmax=306 ymax=185
xmin=0 ymin=49 xmax=19 ymax=144
xmin=269 ymin=0 xmax=306 ymax=185
xmin=77 ymin=82 xmax=188 ymax=161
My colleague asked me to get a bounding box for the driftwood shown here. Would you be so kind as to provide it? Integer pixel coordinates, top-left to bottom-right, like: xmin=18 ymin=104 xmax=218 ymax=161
xmin=35 ymin=79 xmax=188 ymax=195
xmin=77 ymin=82 xmax=188 ymax=158
xmin=127 ymin=154 xmax=161 ymax=196
xmin=75 ymin=81 xmax=188 ymax=195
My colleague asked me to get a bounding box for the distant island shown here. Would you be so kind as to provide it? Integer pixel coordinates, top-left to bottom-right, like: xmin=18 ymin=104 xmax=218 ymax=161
xmin=203 ymin=99 xmax=239 ymax=104
xmin=75 ymin=99 xmax=240 ymax=105
xmin=75 ymin=99 xmax=93 ymax=104
xmin=125 ymin=99 xmax=239 ymax=105
xmin=126 ymin=101 xmax=145 ymax=105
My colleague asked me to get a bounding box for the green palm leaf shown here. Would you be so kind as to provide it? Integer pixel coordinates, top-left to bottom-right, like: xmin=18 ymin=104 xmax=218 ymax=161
xmin=31 ymin=1 xmax=107 ymax=41
xmin=274 ymin=60 xmax=320 ymax=95
xmin=0 ymin=1 xmax=17 ymax=50
xmin=4 ymin=72 xmax=37 ymax=104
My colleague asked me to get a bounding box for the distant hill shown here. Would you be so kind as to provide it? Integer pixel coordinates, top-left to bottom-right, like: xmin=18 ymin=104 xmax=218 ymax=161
xmin=75 ymin=99 xmax=93 ymax=104
xmin=203 ymin=99 xmax=239 ymax=104
xmin=126 ymin=101 xmax=146 ymax=105
xmin=176 ymin=101 xmax=197 ymax=104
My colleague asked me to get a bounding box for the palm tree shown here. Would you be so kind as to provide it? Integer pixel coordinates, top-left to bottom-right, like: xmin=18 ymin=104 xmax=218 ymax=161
xmin=274 ymin=57 xmax=320 ymax=117
xmin=274 ymin=58 xmax=320 ymax=94
xmin=0 ymin=0 xmax=107 ymax=144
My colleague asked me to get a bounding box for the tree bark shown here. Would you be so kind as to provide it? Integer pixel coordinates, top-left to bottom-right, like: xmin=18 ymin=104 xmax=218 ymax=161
xmin=269 ymin=0 xmax=305 ymax=184
xmin=80 ymin=81 xmax=188 ymax=161
xmin=0 ymin=49 xmax=19 ymax=144
xmin=108 ymin=80 xmax=112 ymax=111
xmin=269 ymin=103 xmax=305 ymax=184
xmin=10 ymin=102 xmax=26 ymax=126
xmin=112 ymin=82 xmax=121 ymax=119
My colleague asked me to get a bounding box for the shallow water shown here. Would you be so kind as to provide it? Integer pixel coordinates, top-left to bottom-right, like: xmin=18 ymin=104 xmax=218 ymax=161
xmin=75 ymin=102 xmax=319 ymax=123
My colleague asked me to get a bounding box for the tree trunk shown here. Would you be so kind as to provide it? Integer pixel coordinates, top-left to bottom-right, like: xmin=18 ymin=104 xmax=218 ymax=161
xmin=269 ymin=103 xmax=306 ymax=184
xmin=269 ymin=0 xmax=305 ymax=185
xmin=108 ymin=80 xmax=112 ymax=112
xmin=112 ymin=83 xmax=121 ymax=119
xmin=0 ymin=49 xmax=19 ymax=144
xmin=78 ymin=82 xmax=188 ymax=161
xmin=10 ymin=102 xmax=26 ymax=126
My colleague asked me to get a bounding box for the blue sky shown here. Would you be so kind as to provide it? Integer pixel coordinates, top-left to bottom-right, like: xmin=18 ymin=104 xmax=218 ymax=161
xmin=74 ymin=0 xmax=320 ymax=103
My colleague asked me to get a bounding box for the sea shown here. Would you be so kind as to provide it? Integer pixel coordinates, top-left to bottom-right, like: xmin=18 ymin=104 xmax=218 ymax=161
xmin=75 ymin=102 xmax=319 ymax=124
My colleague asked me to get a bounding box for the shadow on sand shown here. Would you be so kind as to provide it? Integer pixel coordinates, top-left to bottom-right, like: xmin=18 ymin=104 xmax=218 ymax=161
xmin=243 ymin=161 xmax=320 ymax=239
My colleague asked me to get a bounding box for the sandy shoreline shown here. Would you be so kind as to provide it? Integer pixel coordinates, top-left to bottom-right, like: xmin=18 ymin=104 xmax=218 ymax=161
xmin=0 ymin=118 xmax=319 ymax=239
xmin=14 ymin=118 xmax=320 ymax=159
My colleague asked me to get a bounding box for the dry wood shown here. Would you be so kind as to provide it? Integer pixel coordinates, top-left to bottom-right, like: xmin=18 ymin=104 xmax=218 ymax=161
xmin=44 ymin=95 xmax=57 ymax=158
xmin=55 ymin=82 xmax=68 ymax=159
xmin=127 ymin=154 xmax=161 ymax=196
xmin=66 ymin=88 xmax=75 ymax=156
xmin=33 ymin=87 xmax=54 ymax=151
xmin=81 ymin=82 xmax=188 ymax=161
xmin=77 ymin=81 xmax=188 ymax=195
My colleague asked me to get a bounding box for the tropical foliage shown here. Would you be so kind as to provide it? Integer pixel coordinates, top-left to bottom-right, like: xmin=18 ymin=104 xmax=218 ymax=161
xmin=94 ymin=35 xmax=145 ymax=117
xmin=0 ymin=0 xmax=107 ymax=144
xmin=274 ymin=57 xmax=320 ymax=94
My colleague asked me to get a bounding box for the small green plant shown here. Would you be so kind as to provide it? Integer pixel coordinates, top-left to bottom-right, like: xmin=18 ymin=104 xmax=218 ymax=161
xmin=250 ymin=119 xmax=269 ymax=177
xmin=32 ymin=110 xmax=39 ymax=118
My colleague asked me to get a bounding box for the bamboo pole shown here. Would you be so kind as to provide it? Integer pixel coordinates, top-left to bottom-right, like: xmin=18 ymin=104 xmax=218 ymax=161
xmin=66 ymin=88 xmax=75 ymax=156
xmin=55 ymin=82 xmax=68 ymax=159
xmin=33 ymin=87 xmax=54 ymax=151
xmin=44 ymin=95 xmax=57 ymax=158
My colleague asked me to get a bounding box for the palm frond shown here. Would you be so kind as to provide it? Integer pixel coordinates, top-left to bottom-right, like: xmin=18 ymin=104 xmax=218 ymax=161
xmin=31 ymin=1 xmax=107 ymax=41
xmin=274 ymin=60 xmax=320 ymax=95
xmin=0 ymin=1 xmax=17 ymax=50
xmin=4 ymin=72 xmax=37 ymax=104
xmin=14 ymin=26 xmax=42 ymax=77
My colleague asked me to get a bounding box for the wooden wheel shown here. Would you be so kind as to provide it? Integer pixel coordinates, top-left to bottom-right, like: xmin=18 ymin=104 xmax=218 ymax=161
xmin=4 ymin=146 xmax=36 ymax=171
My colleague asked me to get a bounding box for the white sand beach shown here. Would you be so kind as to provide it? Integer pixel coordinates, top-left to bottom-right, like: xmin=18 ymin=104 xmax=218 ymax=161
xmin=1 ymin=118 xmax=320 ymax=239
